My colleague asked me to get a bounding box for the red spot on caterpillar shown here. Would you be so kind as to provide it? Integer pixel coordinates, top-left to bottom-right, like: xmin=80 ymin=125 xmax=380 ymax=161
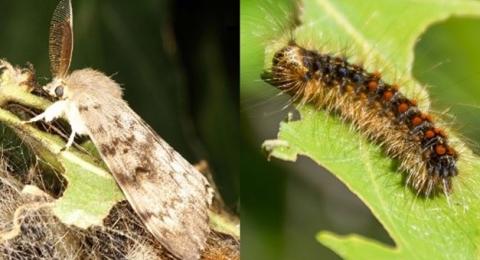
xmin=435 ymin=144 xmax=447 ymax=155
xmin=421 ymin=113 xmax=433 ymax=122
xmin=383 ymin=91 xmax=393 ymax=101
xmin=425 ymin=130 xmax=435 ymax=139
xmin=398 ymin=103 xmax=409 ymax=113
xmin=412 ymin=116 xmax=422 ymax=126
xmin=367 ymin=81 xmax=378 ymax=91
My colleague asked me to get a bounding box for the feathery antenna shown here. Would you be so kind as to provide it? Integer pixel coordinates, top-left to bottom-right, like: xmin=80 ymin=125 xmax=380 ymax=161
xmin=49 ymin=0 xmax=73 ymax=78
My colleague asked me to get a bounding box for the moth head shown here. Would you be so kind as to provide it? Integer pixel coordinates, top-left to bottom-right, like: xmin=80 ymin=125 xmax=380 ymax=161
xmin=43 ymin=77 xmax=69 ymax=100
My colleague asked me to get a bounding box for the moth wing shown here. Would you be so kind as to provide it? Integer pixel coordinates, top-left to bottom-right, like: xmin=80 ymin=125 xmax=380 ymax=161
xmin=76 ymin=97 xmax=212 ymax=260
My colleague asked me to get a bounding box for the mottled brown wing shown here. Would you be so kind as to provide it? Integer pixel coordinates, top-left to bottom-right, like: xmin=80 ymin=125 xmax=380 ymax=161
xmin=49 ymin=0 xmax=73 ymax=78
xmin=76 ymin=95 xmax=212 ymax=260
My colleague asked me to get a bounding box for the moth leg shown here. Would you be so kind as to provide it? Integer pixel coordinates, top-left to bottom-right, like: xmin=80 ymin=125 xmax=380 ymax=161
xmin=25 ymin=100 xmax=67 ymax=123
xmin=25 ymin=112 xmax=46 ymax=123
xmin=60 ymin=130 xmax=76 ymax=151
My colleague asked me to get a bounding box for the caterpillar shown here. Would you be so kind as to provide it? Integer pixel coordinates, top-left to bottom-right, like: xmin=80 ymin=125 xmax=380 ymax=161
xmin=262 ymin=42 xmax=458 ymax=196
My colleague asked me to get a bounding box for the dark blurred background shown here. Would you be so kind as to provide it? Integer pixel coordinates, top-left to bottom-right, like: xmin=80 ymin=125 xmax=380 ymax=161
xmin=0 ymin=0 xmax=238 ymax=210
xmin=241 ymin=0 xmax=480 ymax=259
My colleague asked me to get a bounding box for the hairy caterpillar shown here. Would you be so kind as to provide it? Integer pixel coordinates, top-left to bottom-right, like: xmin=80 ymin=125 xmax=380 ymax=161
xmin=25 ymin=0 xmax=213 ymax=259
xmin=262 ymin=42 xmax=458 ymax=196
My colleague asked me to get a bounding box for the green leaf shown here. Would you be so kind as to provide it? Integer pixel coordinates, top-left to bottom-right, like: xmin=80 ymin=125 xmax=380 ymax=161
xmin=244 ymin=0 xmax=480 ymax=259
xmin=52 ymin=154 xmax=124 ymax=228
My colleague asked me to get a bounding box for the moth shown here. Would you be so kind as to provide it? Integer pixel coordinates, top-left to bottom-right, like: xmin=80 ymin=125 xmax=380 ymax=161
xmin=25 ymin=1 xmax=213 ymax=259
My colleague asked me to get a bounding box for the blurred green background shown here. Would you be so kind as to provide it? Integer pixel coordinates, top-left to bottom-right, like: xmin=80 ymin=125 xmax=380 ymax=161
xmin=0 ymin=1 xmax=238 ymax=211
xmin=241 ymin=0 xmax=480 ymax=259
